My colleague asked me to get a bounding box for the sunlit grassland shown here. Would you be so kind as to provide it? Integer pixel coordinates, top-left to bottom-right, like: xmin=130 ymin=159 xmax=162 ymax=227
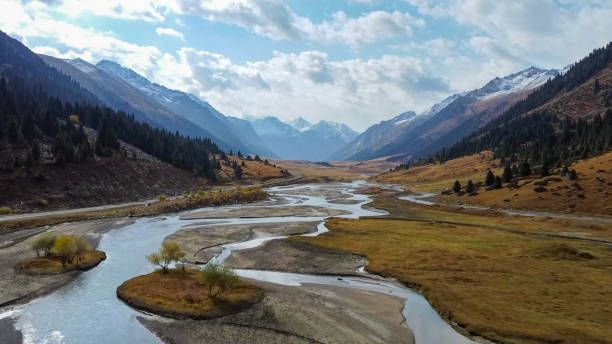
xmin=295 ymin=217 xmax=612 ymax=344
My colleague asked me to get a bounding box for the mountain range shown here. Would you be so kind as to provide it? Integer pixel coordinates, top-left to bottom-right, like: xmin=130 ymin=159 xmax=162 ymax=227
xmin=249 ymin=116 xmax=358 ymax=161
xmin=331 ymin=67 xmax=563 ymax=161
xmin=40 ymin=56 xmax=356 ymax=161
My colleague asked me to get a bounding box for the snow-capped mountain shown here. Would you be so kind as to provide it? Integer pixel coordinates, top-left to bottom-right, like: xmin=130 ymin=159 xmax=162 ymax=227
xmin=96 ymin=60 xmax=274 ymax=156
xmin=288 ymin=117 xmax=313 ymax=132
xmin=474 ymin=67 xmax=560 ymax=101
xmin=331 ymin=66 xmax=560 ymax=161
xmin=249 ymin=116 xmax=358 ymax=161
xmin=39 ymin=55 xmax=233 ymax=149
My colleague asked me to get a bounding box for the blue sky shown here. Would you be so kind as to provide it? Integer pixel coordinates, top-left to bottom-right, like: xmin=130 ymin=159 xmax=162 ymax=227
xmin=1 ymin=0 xmax=611 ymax=131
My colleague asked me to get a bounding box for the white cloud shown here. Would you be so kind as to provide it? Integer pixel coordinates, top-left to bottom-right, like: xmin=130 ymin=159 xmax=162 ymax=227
xmin=174 ymin=0 xmax=423 ymax=48
xmin=155 ymin=27 xmax=184 ymax=40
xmin=150 ymin=49 xmax=449 ymax=131
xmin=407 ymin=0 xmax=612 ymax=68
xmin=1 ymin=0 xmax=162 ymax=76
xmin=296 ymin=10 xmax=424 ymax=48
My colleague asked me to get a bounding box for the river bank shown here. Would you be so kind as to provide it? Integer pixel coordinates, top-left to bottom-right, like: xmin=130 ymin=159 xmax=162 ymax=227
xmin=0 ymin=218 xmax=133 ymax=308
xmin=139 ymin=280 xmax=414 ymax=344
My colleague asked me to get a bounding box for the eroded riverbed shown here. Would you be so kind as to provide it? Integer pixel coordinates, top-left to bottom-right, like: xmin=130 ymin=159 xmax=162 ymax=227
xmin=0 ymin=182 xmax=481 ymax=344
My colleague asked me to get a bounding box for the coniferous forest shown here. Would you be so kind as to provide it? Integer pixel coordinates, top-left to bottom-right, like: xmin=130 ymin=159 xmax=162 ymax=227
xmin=0 ymin=32 xmax=221 ymax=180
xmin=432 ymin=42 xmax=612 ymax=168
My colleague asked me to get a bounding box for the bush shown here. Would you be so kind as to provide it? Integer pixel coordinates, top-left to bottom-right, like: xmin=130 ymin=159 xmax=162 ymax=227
xmin=147 ymin=241 xmax=185 ymax=273
xmin=53 ymin=235 xmax=79 ymax=267
xmin=201 ymin=264 xmax=239 ymax=298
xmin=31 ymin=233 xmax=56 ymax=257
xmin=158 ymin=194 xmax=168 ymax=201
xmin=0 ymin=207 xmax=12 ymax=214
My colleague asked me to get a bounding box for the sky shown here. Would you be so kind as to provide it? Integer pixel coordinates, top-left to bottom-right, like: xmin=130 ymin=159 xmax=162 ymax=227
xmin=1 ymin=1 xmax=611 ymax=131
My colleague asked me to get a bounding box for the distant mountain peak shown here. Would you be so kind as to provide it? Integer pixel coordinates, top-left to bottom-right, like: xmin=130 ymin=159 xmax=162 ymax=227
xmin=288 ymin=116 xmax=313 ymax=131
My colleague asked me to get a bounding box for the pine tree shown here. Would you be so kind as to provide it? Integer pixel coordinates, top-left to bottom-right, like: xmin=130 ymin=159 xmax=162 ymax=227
xmin=8 ymin=118 xmax=21 ymax=144
xmin=569 ymin=169 xmax=578 ymax=180
xmin=485 ymin=170 xmax=495 ymax=186
xmin=234 ymin=164 xmax=243 ymax=179
xmin=453 ymin=180 xmax=461 ymax=193
xmin=502 ymin=166 xmax=513 ymax=182
xmin=561 ymin=165 xmax=569 ymax=176
xmin=32 ymin=141 xmax=41 ymax=161
xmin=540 ymin=161 xmax=550 ymax=177
xmin=494 ymin=176 xmax=502 ymax=189
xmin=520 ymin=161 xmax=531 ymax=177
xmin=25 ymin=150 xmax=34 ymax=171
xmin=466 ymin=180 xmax=474 ymax=193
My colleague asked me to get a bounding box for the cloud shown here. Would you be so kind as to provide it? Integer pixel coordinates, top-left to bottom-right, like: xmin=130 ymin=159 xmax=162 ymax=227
xmin=148 ymin=49 xmax=450 ymax=131
xmin=174 ymin=0 xmax=423 ymax=48
xmin=1 ymin=0 xmax=162 ymax=75
xmin=406 ymin=0 xmax=612 ymax=67
xmin=155 ymin=27 xmax=184 ymax=40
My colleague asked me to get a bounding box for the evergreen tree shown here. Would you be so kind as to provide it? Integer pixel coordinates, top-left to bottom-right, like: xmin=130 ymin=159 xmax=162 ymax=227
xmin=32 ymin=141 xmax=41 ymax=161
xmin=466 ymin=180 xmax=475 ymax=193
xmin=540 ymin=161 xmax=550 ymax=177
xmin=453 ymin=180 xmax=461 ymax=193
xmin=234 ymin=164 xmax=243 ymax=179
xmin=8 ymin=118 xmax=21 ymax=144
xmin=502 ymin=166 xmax=513 ymax=182
xmin=21 ymin=114 xmax=37 ymax=142
xmin=25 ymin=150 xmax=34 ymax=171
xmin=485 ymin=170 xmax=495 ymax=186
xmin=561 ymin=165 xmax=569 ymax=176
xmin=494 ymin=176 xmax=502 ymax=189
xmin=520 ymin=161 xmax=532 ymax=177
xmin=569 ymin=169 xmax=578 ymax=180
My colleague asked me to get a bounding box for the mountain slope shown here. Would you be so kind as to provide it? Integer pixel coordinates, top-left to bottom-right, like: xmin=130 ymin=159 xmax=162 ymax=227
xmin=0 ymin=30 xmax=224 ymax=210
xmin=437 ymin=42 xmax=612 ymax=166
xmin=335 ymin=67 xmax=560 ymax=161
xmin=39 ymin=55 xmax=232 ymax=150
xmin=96 ymin=60 xmax=262 ymax=155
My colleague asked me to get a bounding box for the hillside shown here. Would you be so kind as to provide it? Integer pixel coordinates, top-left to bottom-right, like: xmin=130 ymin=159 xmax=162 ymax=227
xmin=0 ymin=30 xmax=226 ymax=211
xmin=436 ymin=42 xmax=612 ymax=166
xmin=96 ymin=60 xmax=273 ymax=156
xmin=333 ymin=67 xmax=559 ymax=161
xmin=374 ymin=150 xmax=612 ymax=216
xmin=40 ymin=56 xmax=228 ymax=149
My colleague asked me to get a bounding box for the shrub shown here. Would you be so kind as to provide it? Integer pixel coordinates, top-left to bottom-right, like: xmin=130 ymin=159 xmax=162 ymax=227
xmin=53 ymin=235 xmax=79 ymax=267
xmin=201 ymin=264 xmax=239 ymax=298
xmin=158 ymin=194 xmax=168 ymax=201
xmin=147 ymin=241 xmax=185 ymax=273
xmin=0 ymin=207 xmax=12 ymax=214
xmin=31 ymin=233 xmax=56 ymax=257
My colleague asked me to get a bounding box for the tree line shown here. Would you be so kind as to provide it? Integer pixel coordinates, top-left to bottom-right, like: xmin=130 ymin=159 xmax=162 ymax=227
xmin=397 ymin=42 xmax=612 ymax=171
xmin=0 ymin=77 xmax=221 ymax=179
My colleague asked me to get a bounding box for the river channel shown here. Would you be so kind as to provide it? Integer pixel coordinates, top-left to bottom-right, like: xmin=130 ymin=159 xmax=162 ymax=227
xmin=2 ymin=181 xmax=478 ymax=344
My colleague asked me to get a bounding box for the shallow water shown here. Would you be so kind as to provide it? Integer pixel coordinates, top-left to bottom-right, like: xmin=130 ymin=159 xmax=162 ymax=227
xmin=4 ymin=181 xmax=477 ymax=344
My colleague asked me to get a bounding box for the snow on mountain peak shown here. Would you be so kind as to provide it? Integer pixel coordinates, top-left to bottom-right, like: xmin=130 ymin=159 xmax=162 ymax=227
xmin=288 ymin=116 xmax=313 ymax=131
xmin=476 ymin=66 xmax=560 ymax=101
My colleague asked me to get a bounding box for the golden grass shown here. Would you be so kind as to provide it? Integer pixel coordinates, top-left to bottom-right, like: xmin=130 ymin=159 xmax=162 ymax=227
xmin=295 ymin=218 xmax=612 ymax=344
xmin=367 ymin=191 xmax=612 ymax=241
xmin=217 ymin=155 xmax=286 ymax=180
xmin=117 ymin=269 xmax=263 ymax=319
xmin=373 ymin=150 xmax=612 ymax=216
xmin=440 ymin=152 xmax=612 ymax=216
xmin=16 ymin=250 xmax=106 ymax=274
xmin=372 ymin=151 xmax=502 ymax=192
